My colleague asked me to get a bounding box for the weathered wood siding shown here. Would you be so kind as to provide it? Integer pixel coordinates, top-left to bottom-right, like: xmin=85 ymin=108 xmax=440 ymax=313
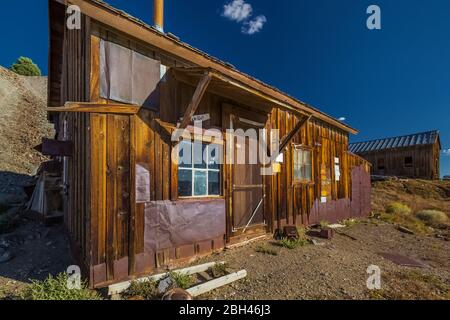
xmin=53 ymin=10 xmax=92 ymax=273
xmin=358 ymin=144 xmax=439 ymax=179
xmin=50 ymin=18 xmax=372 ymax=288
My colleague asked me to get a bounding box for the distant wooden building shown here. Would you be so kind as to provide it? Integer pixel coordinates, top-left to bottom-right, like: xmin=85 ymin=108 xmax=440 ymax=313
xmin=47 ymin=0 xmax=371 ymax=288
xmin=349 ymin=131 xmax=441 ymax=180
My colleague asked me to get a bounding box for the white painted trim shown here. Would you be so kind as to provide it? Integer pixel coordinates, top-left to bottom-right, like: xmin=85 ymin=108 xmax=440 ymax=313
xmin=186 ymin=270 xmax=247 ymax=297
xmin=108 ymin=261 xmax=225 ymax=296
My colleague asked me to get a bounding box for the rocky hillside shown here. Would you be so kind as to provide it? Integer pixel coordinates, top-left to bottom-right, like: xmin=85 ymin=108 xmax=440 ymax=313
xmin=0 ymin=66 xmax=54 ymax=175
xmin=372 ymin=179 xmax=450 ymax=214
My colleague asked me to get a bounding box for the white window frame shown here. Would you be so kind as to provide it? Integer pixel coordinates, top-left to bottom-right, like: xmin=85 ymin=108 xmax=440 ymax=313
xmin=178 ymin=142 xmax=221 ymax=198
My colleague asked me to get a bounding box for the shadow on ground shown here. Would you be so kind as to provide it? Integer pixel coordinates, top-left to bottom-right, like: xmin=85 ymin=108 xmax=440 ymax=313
xmin=0 ymin=171 xmax=73 ymax=299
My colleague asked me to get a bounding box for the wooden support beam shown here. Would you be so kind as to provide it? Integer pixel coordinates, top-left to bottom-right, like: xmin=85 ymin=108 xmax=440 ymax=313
xmin=178 ymin=72 xmax=212 ymax=131
xmin=279 ymin=115 xmax=312 ymax=154
xmin=47 ymin=102 xmax=141 ymax=114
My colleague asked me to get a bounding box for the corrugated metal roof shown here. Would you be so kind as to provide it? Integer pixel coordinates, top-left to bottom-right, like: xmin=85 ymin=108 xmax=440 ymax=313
xmin=349 ymin=131 xmax=440 ymax=154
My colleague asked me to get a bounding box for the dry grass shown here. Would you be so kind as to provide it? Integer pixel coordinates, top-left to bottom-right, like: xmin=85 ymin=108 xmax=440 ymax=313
xmin=372 ymin=179 xmax=450 ymax=214
xmin=255 ymin=245 xmax=278 ymax=256
xmin=372 ymin=180 xmax=450 ymax=234
xmin=369 ymin=271 xmax=450 ymax=300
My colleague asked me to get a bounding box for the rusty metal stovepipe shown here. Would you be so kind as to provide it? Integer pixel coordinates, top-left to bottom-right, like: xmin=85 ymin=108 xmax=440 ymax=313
xmin=154 ymin=0 xmax=164 ymax=32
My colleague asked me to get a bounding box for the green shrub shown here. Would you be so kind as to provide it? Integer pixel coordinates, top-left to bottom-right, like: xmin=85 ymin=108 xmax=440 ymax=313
xmin=386 ymin=202 xmax=411 ymax=216
xmin=122 ymin=280 xmax=159 ymax=300
xmin=210 ymin=263 xmax=229 ymax=278
xmin=169 ymin=272 xmax=195 ymax=290
xmin=20 ymin=273 xmax=102 ymax=300
xmin=277 ymin=238 xmax=308 ymax=250
xmin=255 ymin=245 xmax=278 ymax=256
xmin=11 ymin=57 xmax=41 ymax=76
xmin=416 ymin=210 xmax=448 ymax=226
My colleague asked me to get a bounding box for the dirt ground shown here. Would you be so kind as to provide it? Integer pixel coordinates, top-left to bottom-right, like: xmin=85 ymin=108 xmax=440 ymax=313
xmin=196 ymin=221 xmax=449 ymax=300
xmin=0 ymin=174 xmax=448 ymax=299
xmin=0 ymin=215 xmax=73 ymax=299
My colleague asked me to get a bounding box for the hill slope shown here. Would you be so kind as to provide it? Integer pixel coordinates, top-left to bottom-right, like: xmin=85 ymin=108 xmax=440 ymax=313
xmin=0 ymin=66 xmax=54 ymax=175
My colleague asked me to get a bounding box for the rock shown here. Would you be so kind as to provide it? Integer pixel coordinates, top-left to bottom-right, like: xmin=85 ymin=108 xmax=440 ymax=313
xmin=311 ymin=239 xmax=325 ymax=246
xmin=162 ymin=288 xmax=193 ymax=300
xmin=158 ymin=276 xmax=176 ymax=294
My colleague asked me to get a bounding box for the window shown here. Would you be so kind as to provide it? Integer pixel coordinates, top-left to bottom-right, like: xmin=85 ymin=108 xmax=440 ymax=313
xmin=377 ymin=158 xmax=385 ymax=170
xmin=178 ymin=141 xmax=222 ymax=197
xmin=293 ymin=146 xmax=312 ymax=182
xmin=404 ymin=156 xmax=413 ymax=168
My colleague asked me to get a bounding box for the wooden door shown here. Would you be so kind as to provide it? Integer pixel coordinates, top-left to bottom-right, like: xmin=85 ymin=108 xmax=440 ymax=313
xmin=223 ymin=109 xmax=266 ymax=235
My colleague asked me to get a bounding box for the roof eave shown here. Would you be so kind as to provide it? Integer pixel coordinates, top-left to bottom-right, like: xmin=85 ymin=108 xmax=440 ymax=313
xmin=66 ymin=0 xmax=358 ymax=135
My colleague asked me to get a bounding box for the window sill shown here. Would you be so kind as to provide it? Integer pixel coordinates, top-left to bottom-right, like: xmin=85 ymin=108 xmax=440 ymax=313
xmin=292 ymin=181 xmax=315 ymax=186
xmin=177 ymin=196 xmax=225 ymax=202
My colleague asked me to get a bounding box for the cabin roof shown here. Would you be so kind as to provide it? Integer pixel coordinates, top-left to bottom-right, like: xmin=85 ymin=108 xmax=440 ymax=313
xmin=61 ymin=0 xmax=358 ymax=134
xmin=349 ymin=130 xmax=441 ymax=154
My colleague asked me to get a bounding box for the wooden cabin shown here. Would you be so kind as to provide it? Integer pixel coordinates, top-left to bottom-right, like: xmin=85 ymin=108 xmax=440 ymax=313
xmin=47 ymin=0 xmax=371 ymax=288
xmin=349 ymin=131 xmax=441 ymax=180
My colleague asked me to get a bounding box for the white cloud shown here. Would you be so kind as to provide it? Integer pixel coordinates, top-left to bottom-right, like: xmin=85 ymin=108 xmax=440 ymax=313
xmin=443 ymin=148 xmax=450 ymax=155
xmin=241 ymin=15 xmax=267 ymax=35
xmin=338 ymin=117 xmax=347 ymax=121
xmin=222 ymin=0 xmax=253 ymax=22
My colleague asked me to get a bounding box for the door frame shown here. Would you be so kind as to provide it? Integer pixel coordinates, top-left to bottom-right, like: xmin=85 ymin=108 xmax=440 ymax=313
xmin=222 ymin=103 xmax=269 ymax=242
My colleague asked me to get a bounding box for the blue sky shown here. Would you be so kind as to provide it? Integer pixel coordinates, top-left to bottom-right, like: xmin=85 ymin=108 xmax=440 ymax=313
xmin=1 ymin=0 xmax=449 ymax=176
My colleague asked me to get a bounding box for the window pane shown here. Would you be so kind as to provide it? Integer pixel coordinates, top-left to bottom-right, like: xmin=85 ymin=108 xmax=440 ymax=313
xmin=178 ymin=141 xmax=192 ymax=168
xmin=208 ymin=171 xmax=220 ymax=196
xmin=193 ymin=143 xmax=207 ymax=169
xmin=208 ymin=144 xmax=222 ymax=170
xmin=305 ymin=165 xmax=312 ymax=181
xmin=193 ymin=171 xmax=207 ymax=196
xmin=178 ymin=169 xmax=192 ymax=197
xmin=293 ymin=148 xmax=312 ymax=182
xmin=304 ymin=150 xmax=311 ymax=165
xmin=294 ymin=168 xmax=301 ymax=180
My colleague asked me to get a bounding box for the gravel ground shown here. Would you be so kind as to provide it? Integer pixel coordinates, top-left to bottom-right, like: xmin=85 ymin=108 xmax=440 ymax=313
xmin=195 ymin=221 xmax=449 ymax=300
xmin=0 ymin=217 xmax=73 ymax=299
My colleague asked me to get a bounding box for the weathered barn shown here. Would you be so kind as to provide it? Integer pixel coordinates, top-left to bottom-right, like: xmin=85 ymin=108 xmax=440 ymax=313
xmin=46 ymin=0 xmax=371 ymax=288
xmin=349 ymin=131 xmax=441 ymax=180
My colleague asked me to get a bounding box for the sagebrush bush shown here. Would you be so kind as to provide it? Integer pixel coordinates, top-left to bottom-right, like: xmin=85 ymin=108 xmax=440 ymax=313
xmin=122 ymin=280 xmax=159 ymax=300
xmin=416 ymin=210 xmax=448 ymax=226
xmin=11 ymin=57 xmax=41 ymax=76
xmin=21 ymin=273 xmax=102 ymax=300
xmin=169 ymin=272 xmax=195 ymax=290
xmin=386 ymin=202 xmax=411 ymax=216
xmin=277 ymin=238 xmax=308 ymax=250
xmin=210 ymin=263 xmax=229 ymax=278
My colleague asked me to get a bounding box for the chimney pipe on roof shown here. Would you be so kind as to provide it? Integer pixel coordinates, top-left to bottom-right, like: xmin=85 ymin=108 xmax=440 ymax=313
xmin=154 ymin=0 xmax=164 ymax=32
